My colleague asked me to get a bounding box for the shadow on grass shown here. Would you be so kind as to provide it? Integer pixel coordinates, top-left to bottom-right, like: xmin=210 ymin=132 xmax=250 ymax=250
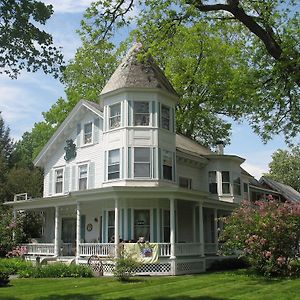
xmin=117 ymin=297 xmax=226 ymax=300
xmin=36 ymin=295 xmax=98 ymax=300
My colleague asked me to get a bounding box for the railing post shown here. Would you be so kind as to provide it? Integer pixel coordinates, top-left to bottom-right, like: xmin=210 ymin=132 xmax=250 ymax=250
xmin=114 ymin=198 xmax=119 ymax=257
xmin=76 ymin=202 xmax=81 ymax=263
xmin=54 ymin=206 xmax=60 ymax=256
xmin=169 ymin=197 xmax=176 ymax=275
xmin=214 ymin=208 xmax=218 ymax=253
xmin=199 ymin=204 xmax=204 ymax=256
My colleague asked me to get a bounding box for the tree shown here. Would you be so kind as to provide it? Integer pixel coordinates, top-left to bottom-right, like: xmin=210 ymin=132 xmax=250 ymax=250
xmin=265 ymin=147 xmax=300 ymax=192
xmin=0 ymin=0 xmax=64 ymax=78
xmin=80 ymin=0 xmax=300 ymax=144
xmin=220 ymin=199 xmax=300 ymax=277
xmin=0 ymin=112 xmax=14 ymax=166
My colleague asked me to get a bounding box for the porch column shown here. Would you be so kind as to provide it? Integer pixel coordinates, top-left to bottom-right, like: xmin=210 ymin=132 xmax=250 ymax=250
xmin=54 ymin=206 xmax=60 ymax=256
xmin=169 ymin=197 xmax=176 ymax=259
xmin=199 ymin=204 xmax=204 ymax=256
xmin=12 ymin=209 xmax=17 ymax=241
xmin=76 ymin=202 xmax=81 ymax=262
xmin=114 ymin=198 xmax=119 ymax=257
xmin=214 ymin=208 xmax=218 ymax=253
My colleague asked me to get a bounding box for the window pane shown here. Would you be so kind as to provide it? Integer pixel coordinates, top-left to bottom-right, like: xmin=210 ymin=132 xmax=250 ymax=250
xmin=109 ymin=103 xmax=121 ymax=129
xmin=209 ymin=183 xmax=218 ymax=194
xmin=79 ymin=165 xmax=88 ymax=178
xmin=179 ymin=177 xmax=191 ymax=189
xmin=134 ymin=210 xmax=150 ymax=241
xmin=222 ymin=171 xmax=230 ymax=182
xmin=134 ymin=102 xmax=149 ymax=113
xmin=108 ymin=149 xmax=120 ymax=180
xmin=163 ymin=165 xmax=172 ymax=180
xmin=133 ymin=102 xmax=149 ymax=126
xmin=163 ymin=150 xmax=172 ymax=166
xmin=84 ymin=123 xmax=92 ymax=144
xmin=79 ymin=178 xmax=87 ymax=190
xmin=162 ymin=105 xmax=170 ymax=130
xmin=222 ymin=183 xmax=230 ymax=194
xmin=110 ymin=103 xmax=120 ymax=117
xmin=134 ymin=148 xmax=150 ymax=162
xmin=56 ymin=182 xmax=62 ymax=194
xmin=243 ymin=183 xmax=249 ymax=192
xmin=134 ymin=163 xmax=150 ymax=177
xmin=108 ymin=149 xmax=120 ymax=164
xmin=108 ymin=211 xmax=115 ymax=226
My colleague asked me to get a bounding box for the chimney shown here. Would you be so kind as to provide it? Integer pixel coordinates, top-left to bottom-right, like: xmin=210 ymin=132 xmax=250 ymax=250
xmin=216 ymin=141 xmax=224 ymax=155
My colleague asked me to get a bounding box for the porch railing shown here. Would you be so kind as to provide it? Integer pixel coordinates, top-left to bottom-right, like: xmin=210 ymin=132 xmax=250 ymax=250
xmin=158 ymin=243 xmax=171 ymax=257
xmin=204 ymin=243 xmax=218 ymax=254
xmin=79 ymin=243 xmax=115 ymax=257
xmin=175 ymin=243 xmax=202 ymax=256
xmin=23 ymin=243 xmax=55 ymax=255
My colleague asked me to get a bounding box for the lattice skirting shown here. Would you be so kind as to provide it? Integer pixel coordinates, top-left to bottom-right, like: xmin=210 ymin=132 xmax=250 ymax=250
xmin=176 ymin=259 xmax=206 ymax=275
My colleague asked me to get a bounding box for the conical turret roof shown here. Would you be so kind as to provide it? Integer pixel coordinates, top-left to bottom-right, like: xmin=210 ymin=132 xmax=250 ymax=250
xmin=100 ymin=43 xmax=178 ymax=98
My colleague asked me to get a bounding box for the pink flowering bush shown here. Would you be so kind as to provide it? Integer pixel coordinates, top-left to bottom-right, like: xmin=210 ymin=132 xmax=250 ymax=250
xmin=220 ymin=199 xmax=300 ymax=277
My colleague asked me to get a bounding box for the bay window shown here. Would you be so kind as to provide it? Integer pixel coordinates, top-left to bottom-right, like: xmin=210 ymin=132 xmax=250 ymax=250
xmin=109 ymin=103 xmax=121 ymax=129
xmin=108 ymin=149 xmax=120 ymax=180
xmin=134 ymin=147 xmax=151 ymax=178
xmin=133 ymin=101 xmax=150 ymax=126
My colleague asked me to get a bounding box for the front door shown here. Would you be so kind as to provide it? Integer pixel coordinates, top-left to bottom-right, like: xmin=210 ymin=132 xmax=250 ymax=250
xmin=62 ymin=218 xmax=76 ymax=255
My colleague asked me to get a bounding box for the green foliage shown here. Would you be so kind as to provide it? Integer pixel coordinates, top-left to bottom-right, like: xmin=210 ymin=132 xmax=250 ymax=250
xmin=0 ymin=268 xmax=10 ymax=287
xmin=220 ymin=200 xmax=300 ymax=277
xmin=113 ymin=246 xmax=141 ymax=281
xmin=0 ymin=0 xmax=64 ymax=78
xmin=207 ymin=257 xmax=249 ymax=272
xmin=265 ymin=147 xmax=300 ymax=192
xmin=0 ymin=258 xmax=32 ymax=275
xmin=18 ymin=263 xmax=93 ymax=278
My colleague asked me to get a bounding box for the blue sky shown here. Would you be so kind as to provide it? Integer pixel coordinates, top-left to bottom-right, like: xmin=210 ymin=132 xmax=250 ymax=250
xmin=0 ymin=0 xmax=289 ymax=179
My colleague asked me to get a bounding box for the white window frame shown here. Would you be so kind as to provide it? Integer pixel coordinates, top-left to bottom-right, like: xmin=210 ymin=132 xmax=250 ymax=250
xmin=162 ymin=150 xmax=173 ymax=181
xmin=133 ymin=101 xmax=150 ymax=126
xmin=108 ymin=149 xmax=120 ymax=180
xmin=109 ymin=103 xmax=121 ymax=129
xmin=161 ymin=104 xmax=171 ymax=130
xmin=78 ymin=163 xmax=89 ymax=191
xmin=208 ymin=171 xmax=218 ymax=194
xmin=221 ymin=171 xmax=231 ymax=195
xmin=83 ymin=121 xmax=93 ymax=145
xmin=134 ymin=147 xmax=151 ymax=178
xmin=54 ymin=168 xmax=64 ymax=194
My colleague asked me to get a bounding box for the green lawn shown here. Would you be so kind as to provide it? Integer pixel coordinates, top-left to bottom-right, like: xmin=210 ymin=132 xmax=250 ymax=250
xmin=1 ymin=271 xmax=300 ymax=300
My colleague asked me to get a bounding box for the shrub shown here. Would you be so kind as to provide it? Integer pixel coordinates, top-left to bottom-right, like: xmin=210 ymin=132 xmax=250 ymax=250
xmin=220 ymin=199 xmax=300 ymax=277
xmin=0 ymin=258 xmax=32 ymax=275
xmin=113 ymin=246 xmax=141 ymax=281
xmin=0 ymin=268 xmax=10 ymax=287
xmin=18 ymin=263 xmax=93 ymax=278
xmin=208 ymin=257 xmax=249 ymax=272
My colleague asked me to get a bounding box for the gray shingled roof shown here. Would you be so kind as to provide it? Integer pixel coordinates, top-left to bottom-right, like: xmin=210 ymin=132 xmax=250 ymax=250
xmin=259 ymin=176 xmax=300 ymax=202
xmin=100 ymin=43 xmax=178 ymax=97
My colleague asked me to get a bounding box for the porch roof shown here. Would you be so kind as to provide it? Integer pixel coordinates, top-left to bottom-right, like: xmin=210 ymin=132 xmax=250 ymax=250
xmin=5 ymin=186 xmax=237 ymax=211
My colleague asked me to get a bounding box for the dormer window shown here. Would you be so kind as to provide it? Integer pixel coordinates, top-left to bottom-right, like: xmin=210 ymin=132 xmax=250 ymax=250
xmin=161 ymin=105 xmax=170 ymax=130
xmin=133 ymin=101 xmax=149 ymax=126
xmin=55 ymin=169 xmax=63 ymax=194
xmin=83 ymin=122 xmax=93 ymax=144
xmin=109 ymin=103 xmax=121 ymax=129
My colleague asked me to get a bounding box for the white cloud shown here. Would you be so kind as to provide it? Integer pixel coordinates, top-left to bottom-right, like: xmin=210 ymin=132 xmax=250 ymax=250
xmin=241 ymin=162 xmax=267 ymax=180
xmin=43 ymin=0 xmax=94 ymax=14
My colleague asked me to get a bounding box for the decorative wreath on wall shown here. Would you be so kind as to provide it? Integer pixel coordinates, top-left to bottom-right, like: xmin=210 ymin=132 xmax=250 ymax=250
xmin=86 ymin=223 xmax=93 ymax=231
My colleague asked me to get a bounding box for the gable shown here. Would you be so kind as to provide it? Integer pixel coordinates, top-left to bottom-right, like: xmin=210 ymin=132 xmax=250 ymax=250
xmin=34 ymin=100 xmax=103 ymax=167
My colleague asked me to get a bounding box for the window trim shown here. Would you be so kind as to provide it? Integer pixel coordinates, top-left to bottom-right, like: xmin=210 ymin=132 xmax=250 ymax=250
xmin=107 ymin=149 xmax=120 ymax=181
xmin=109 ymin=103 xmax=121 ymax=130
xmin=83 ymin=121 xmax=93 ymax=145
xmin=78 ymin=163 xmax=89 ymax=191
xmin=54 ymin=167 xmax=64 ymax=195
xmin=133 ymin=101 xmax=150 ymax=127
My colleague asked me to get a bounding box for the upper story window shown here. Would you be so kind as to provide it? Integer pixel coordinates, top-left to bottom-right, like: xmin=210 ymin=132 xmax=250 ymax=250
xmin=179 ymin=177 xmax=192 ymax=189
xmin=55 ymin=169 xmax=63 ymax=194
xmin=233 ymin=175 xmax=241 ymax=196
xmin=163 ymin=150 xmax=173 ymax=180
xmin=133 ymin=101 xmax=150 ymax=126
xmin=243 ymin=182 xmax=249 ymax=200
xmin=83 ymin=122 xmax=92 ymax=144
xmin=161 ymin=105 xmax=170 ymax=130
xmin=78 ymin=164 xmax=88 ymax=191
xmin=108 ymin=149 xmax=120 ymax=180
xmin=209 ymin=171 xmax=217 ymax=194
xmin=134 ymin=147 xmax=151 ymax=178
xmin=222 ymin=171 xmax=231 ymax=194
xmin=109 ymin=103 xmax=121 ymax=129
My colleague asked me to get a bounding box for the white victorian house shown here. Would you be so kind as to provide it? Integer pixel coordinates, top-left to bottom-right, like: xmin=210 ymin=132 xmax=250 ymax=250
xmin=6 ymin=44 xmax=255 ymax=275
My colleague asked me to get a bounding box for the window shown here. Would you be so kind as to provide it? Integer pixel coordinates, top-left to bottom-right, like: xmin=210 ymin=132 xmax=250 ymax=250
xmin=83 ymin=122 xmax=92 ymax=144
xmin=109 ymin=103 xmax=121 ymax=129
xmin=134 ymin=148 xmax=151 ymax=178
xmin=78 ymin=164 xmax=88 ymax=191
xmin=209 ymin=171 xmax=218 ymax=194
xmin=133 ymin=101 xmax=150 ymax=126
xmin=222 ymin=171 xmax=231 ymax=194
xmin=161 ymin=105 xmax=170 ymax=130
xmin=179 ymin=177 xmax=192 ymax=189
xmin=55 ymin=169 xmax=63 ymax=194
xmin=163 ymin=210 xmax=170 ymax=242
xmin=243 ymin=182 xmax=249 ymax=200
xmin=108 ymin=149 xmax=120 ymax=180
xmin=233 ymin=175 xmax=241 ymax=195
xmin=108 ymin=211 xmax=115 ymax=242
xmin=163 ymin=150 xmax=173 ymax=180
xmin=134 ymin=209 xmax=150 ymax=241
